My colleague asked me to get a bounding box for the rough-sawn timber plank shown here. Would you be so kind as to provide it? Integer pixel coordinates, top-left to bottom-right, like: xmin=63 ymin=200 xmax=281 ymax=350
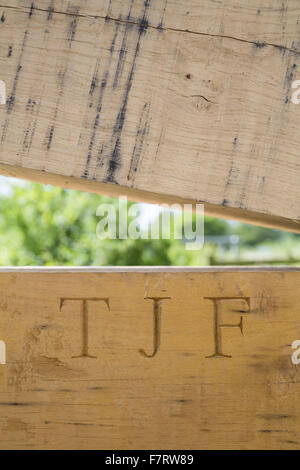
xmin=0 ymin=1 xmax=300 ymax=231
xmin=0 ymin=267 xmax=300 ymax=449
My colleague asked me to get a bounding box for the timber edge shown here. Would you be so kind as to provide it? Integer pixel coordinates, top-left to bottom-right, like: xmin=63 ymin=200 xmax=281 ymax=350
xmin=0 ymin=163 xmax=300 ymax=234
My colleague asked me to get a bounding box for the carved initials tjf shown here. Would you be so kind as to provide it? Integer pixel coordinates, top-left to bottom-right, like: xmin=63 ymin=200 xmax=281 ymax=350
xmin=60 ymin=298 xmax=110 ymax=358
xmin=205 ymin=297 xmax=250 ymax=358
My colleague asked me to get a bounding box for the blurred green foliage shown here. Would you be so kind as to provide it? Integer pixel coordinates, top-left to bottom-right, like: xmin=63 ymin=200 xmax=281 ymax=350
xmin=0 ymin=180 xmax=299 ymax=266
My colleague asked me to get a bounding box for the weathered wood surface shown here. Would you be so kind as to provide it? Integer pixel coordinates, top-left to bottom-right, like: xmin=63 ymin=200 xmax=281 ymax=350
xmin=0 ymin=1 xmax=300 ymax=231
xmin=0 ymin=267 xmax=300 ymax=449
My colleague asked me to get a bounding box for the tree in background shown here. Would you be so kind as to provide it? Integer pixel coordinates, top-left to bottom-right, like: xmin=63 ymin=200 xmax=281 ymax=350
xmin=0 ymin=180 xmax=298 ymax=266
xmin=0 ymin=182 xmax=177 ymax=265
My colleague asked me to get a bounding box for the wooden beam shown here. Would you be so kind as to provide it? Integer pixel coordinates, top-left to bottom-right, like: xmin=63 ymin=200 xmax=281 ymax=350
xmin=0 ymin=267 xmax=300 ymax=449
xmin=0 ymin=1 xmax=300 ymax=232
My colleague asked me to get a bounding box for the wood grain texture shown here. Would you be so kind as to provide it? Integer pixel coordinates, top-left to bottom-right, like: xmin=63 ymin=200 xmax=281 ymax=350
xmin=0 ymin=267 xmax=300 ymax=449
xmin=0 ymin=1 xmax=300 ymax=231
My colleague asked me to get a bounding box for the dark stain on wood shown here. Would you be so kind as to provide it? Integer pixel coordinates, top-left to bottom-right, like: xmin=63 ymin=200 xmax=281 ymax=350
xmin=6 ymin=66 xmax=23 ymax=113
xmin=47 ymin=0 xmax=54 ymax=21
xmin=0 ymin=402 xmax=32 ymax=407
xmin=112 ymin=3 xmax=135 ymax=89
xmin=5 ymin=26 xmax=29 ymax=119
xmin=56 ymin=69 xmax=67 ymax=96
xmin=82 ymin=22 xmax=121 ymax=179
xmin=66 ymin=5 xmax=79 ymax=48
xmin=89 ymin=59 xmax=100 ymax=97
xmin=95 ymin=143 xmax=105 ymax=173
xmin=25 ymin=124 xmax=35 ymax=155
xmin=274 ymin=44 xmax=286 ymax=55
xmin=157 ymin=0 xmax=168 ymax=30
xmin=224 ymin=162 xmax=234 ymax=189
xmin=22 ymin=99 xmax=41 ymax=156
xmin=286 ymin=63 xmax=297 ymax=85
xmin=258 ymin=414 xmax=292 ymax=420
xmin=29 ymin=3 xmax=35 ymax=18
xmin=174 ymin=399 xmax=192 ymax=404
xmin=223 ymin=139 xmax=247 ymax=207
xmin=105 ymin=0 xmax=113 ymax=23
xmin=26 ymin=98 xmax=36 ymax=113
xmin=42 ymin=5 xmax=80 ymax=159
xmin=22 ymin=128 xmax=30 ymax=151
xmin=221 ymin=198 xmax=230 ymax=207
xmin=238 ymin=166 xmax=251 ymax=210
xmin=82 ymin=0 xmax=154 ymax=181
xmin=105 ymin=0 xmax=152 ymax=184
xmin=284 ymin=62 xmax=297 ymax=104
xmin=127 ymin=102 xmax=150 ymax=184
xmin=7 ymin=62 xmax=24 ymax=114
xmin=7 ymin=45 xmax=12 ymax=57
xmin=253 ymin=41 xmax=266 ymax=49
xmin=259 ymin=429 xmax=293 ymax=433
xmin=22 ymin=121 xmax=36 ymax=155
xmin=46 ymin=125 xmax=55 ymax=151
